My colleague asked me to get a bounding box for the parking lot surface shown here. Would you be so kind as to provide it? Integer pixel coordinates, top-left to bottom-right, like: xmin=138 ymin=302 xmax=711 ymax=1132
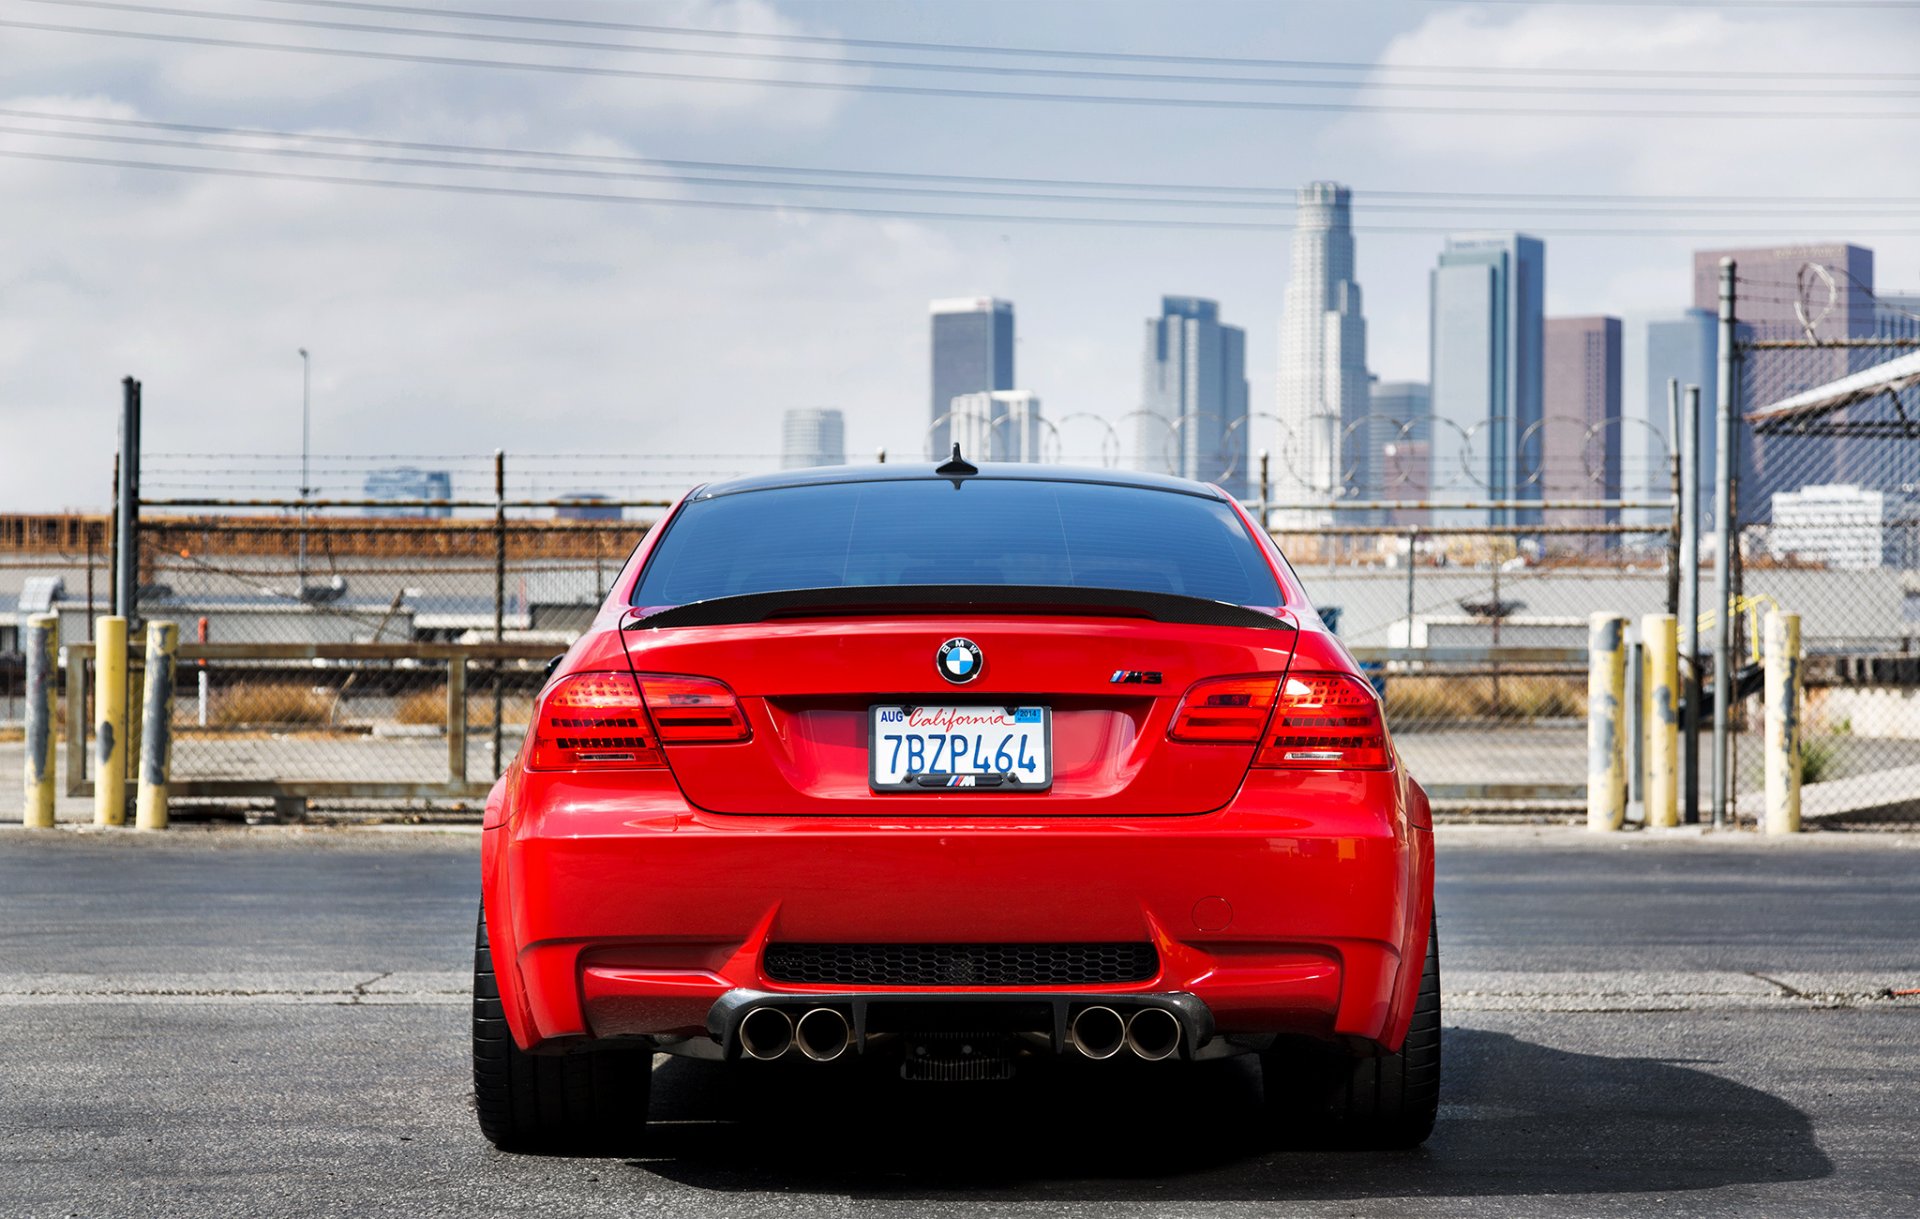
xmin=1 ymin=825 xmax=1915 ymax=1218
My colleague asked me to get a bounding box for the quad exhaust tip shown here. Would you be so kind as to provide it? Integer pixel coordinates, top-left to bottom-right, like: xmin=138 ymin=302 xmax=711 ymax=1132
xmin=794 ymin=1007 xmax=853 ymax=1062
xmin=1069 ymin=1006 xmax=1127 ymax=1060
xmin=1125 ymin=1007 xmax=1182 ymax=1061
xmin=739 ymin=1006 xmax=795 ymax=1060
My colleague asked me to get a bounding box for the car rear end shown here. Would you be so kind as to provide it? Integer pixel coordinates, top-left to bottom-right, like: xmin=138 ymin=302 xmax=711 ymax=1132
xmin=476 ymin=463 xmax=1437 ymax=1150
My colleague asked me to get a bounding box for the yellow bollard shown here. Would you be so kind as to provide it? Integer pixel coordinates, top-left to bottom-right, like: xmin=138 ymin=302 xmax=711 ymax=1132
xmin=136 ymin=621 xmax=178 ymax=831
xmin=1642 ymin=614 xmax=1680 ymax=828
xmin=22 ymin=614 xmax=59 ymax=828
xmin=93 ymin=616 xmax=128 ymax=827
xmin=1587 ymin=613 xmax=1627 ymax=832
xmin=1764 ymin=611 xmax=1803 ymax=834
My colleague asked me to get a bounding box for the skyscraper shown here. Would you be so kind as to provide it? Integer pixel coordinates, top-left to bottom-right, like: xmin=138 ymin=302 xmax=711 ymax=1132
xmin=1429 ymin=233 xmax=1545 ymax=524
xmin=780 ymin=408 xmax=846 ymax=469
xmin=930 ymin=297 xmax=1014 ymax=459
xmin=1275 ymin=183 xmax=1369 ymax=523
xmin=1141 ymin=296 xmax=1249 ymax=496
xmin=1693 ymin=244 xmax=1874 ymax=519
xmin=1541 ymin=316 xmax=1622 ymax=536
xmin=1629 ymin=309 xmax=1717 ymax=529
xmin=949 ymin=390 xmax=1045 ymax=462
xmin=1369 ymin=380 xmax=1432 ymax=522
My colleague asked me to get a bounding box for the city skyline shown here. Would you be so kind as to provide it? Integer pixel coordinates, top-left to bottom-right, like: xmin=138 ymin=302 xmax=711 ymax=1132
xmin=1275 ymin=182 xmax=1370 ymax=526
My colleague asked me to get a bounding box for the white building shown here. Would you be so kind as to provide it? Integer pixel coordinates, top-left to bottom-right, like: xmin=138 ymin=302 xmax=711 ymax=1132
xmin=1275 ymin=181 xmax=1369 ymax=527
xmin=780 ymin=408 xmax=846 ymax=469
xmin=1769 ymin=484 xmax=1886 ymax=570
xmin=948 ymin=390 xmax=1044 ymax=463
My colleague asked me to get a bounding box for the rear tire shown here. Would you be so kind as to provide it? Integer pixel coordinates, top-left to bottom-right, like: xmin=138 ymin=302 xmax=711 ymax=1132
xmin=472 ymin=905 xmax=652 ymax=1153
xmin=1264 ymin=911 xmax=1441 ymax=1149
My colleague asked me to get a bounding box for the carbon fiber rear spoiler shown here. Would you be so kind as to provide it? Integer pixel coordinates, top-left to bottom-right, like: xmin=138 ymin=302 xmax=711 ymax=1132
xmin=626 ymin=584 xmax=1294 ymax=631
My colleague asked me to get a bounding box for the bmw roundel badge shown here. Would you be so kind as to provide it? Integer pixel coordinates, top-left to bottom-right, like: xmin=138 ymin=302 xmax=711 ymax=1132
xmin=936 ymin=637 xmax=983 ymax=684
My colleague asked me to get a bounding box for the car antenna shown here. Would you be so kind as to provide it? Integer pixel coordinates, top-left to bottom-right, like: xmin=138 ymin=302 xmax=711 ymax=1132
xmin=935 ymin=442 xmax=979 ymax=477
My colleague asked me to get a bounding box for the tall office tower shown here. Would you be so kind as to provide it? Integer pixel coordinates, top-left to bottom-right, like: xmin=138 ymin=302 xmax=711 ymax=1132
xmin=1626 ymin=309 xmax=1718 ymax=530
xmin=1275 ymin=183 xmax=1369 ymax=523
xmin=1141 ymin=296 xmax=1250 ymax=497
xmin=1369 ymin=380 xmax=1431 ymax=523
xmin=780 ymin=408 xmax=846 ymax=469
xmin=363 ymin=467 xmax=453 ymax=519
xmin=1692 ymin=244 xmax=1874 ymax=518
xmin=948 ymin=390 xmax=1045 ymax=462
xmin=1429 ymin=233 xmax=1545 ymax=525
xmin=1540 ymin=317 xmax=1622 ymax=538
xmin=930 ymin=297 xmax=1014 ymax=459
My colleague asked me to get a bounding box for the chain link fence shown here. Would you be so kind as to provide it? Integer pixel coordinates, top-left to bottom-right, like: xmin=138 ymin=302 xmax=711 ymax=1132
xmin=1728 ymin=273 xmax=1920 ymax=826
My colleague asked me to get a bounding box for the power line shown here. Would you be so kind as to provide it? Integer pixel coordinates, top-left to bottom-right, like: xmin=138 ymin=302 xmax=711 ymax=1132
xmin=253 ymin=0 xmax=1920 ymax=82
xmin=19 ymin=0 xmax=1920 ymax=100
xmin=11 ymin=106 xmax=1920 ymax=207
xmin=17 ymin=144 xmax=1920 ymax=237
xmin=9 ymin=16 xmax=1920 ymax=119
xmin=11 ymin=119 xmax=1920 ymax=217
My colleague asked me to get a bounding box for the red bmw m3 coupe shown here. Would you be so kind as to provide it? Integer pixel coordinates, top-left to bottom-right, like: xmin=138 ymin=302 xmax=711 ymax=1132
xmin=474 ymin=456 xmax=1438 ymax=1151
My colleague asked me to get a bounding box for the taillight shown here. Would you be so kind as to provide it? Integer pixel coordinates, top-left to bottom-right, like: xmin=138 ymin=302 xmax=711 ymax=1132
xmin=1168 ymin=675 xmax=1280 ymax=743
xmin=1255 ymin=672 xmax=1391 ymax=770
xmin=528 ymin=671 xmax=662 ymax=770
xmin=636 ymin=675 xmax=750 ymax=743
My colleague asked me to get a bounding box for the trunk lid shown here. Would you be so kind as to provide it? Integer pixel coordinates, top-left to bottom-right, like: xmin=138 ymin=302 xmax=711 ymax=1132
xmin=618 ymin=613 xmax=1297 ymax=816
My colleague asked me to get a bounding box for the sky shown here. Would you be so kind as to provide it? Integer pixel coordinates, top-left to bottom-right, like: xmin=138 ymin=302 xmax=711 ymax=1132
xmin=3 ymin=0 xmax=1920 ymax=510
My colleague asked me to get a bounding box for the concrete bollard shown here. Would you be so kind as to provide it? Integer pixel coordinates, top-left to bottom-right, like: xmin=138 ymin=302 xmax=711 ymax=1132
xmin=1588 ymin=613 xmax=1627 ymax=832
xmin=136 ymin=621 xmax=178 ymax=832
xmin=1642 ymin=614 xmax=1680 ymax=829
xmin=1764 ymin=610 xmax=1803 ymax=835
xmin=93 ymin=616 xmax=128 ymax=827
xmin=22 ymin=614 xmax=59 ymax=828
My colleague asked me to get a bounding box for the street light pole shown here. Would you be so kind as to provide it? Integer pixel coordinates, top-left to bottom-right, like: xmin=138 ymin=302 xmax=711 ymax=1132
xmin=298 ymin=347 xmax=310 ymax=595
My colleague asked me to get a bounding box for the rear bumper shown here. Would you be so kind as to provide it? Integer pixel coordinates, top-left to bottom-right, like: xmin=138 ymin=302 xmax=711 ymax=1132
xmin=482 ymin=767 xmax=1433 ymax=1057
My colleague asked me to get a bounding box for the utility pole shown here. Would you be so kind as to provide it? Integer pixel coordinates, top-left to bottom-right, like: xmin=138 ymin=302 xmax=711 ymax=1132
xmin=297 ymin=348 xmax=311 ymax=596
xmin=115 ymin=377 xmax=140 ymax=621
xmin=1711 ymin=259 xmax=1738 ymax=829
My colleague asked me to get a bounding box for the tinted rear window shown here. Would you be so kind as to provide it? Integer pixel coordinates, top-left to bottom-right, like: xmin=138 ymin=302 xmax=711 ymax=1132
xmin=633 ymin=479 xmax=1282 ymax=607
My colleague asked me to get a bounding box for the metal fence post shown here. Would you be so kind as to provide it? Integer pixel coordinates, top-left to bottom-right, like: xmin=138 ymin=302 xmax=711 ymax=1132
xmin=1680 ymin=385 xmax=1702 ymax=824
xmin=1764 ymin=610 xmax=1802 ymax=835
xmin=1643 ymin=613 xmax=1679 ymax=828
xmin=1665 ymin=378 xmax=1682 ymax=617
xmin=492 ymin=449 xmax=506 ymax=778
xmin=115 ymin=377 xmax=140 ymax=622
xmin=22 ymin=614 xmax=59 ymax=828
xmin=447 ymin=655 xmax=467 ymax=786
xmin=1588 ymin=612 xmax=1627 ymax=832
xmin=1711 ymin=257 xmax=1738 ymax=829
xmin=93 ymin=616 xmax=128 ymax=827
xmin=135 ymin=621 xmax=177 ymax=831
xmin=1257 ymin=450 xmax=1270 ymax=532
xmin=63 ymin=643 xmax=85 ymax=797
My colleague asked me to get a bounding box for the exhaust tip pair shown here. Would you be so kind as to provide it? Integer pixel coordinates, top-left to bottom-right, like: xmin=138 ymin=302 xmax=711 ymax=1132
xmin=739 ymin=1006 xmax=851 ymax=1062
xmin=1070 ymin=1005 xmax=1182 ymax=1061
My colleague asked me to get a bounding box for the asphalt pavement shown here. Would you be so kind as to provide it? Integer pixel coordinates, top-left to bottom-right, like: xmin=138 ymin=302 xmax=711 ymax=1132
xmin=0 ymin=825 xmax=1916 ymax=1217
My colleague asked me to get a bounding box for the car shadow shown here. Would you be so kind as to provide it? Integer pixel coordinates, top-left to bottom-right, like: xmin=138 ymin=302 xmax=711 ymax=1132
xmin=623 ymin=1028 xmax=1832 ymax=1201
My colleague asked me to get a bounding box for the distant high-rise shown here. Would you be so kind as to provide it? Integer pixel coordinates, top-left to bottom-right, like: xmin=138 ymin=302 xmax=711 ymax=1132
xmin=930 ymin=297 xmax=1014 ymax=459
xmin=1275 ymin=183 xmax=1369 ymax=522
xmin=1369 ymin=380 xmax=1431 ymax=522
xmin=1430 ymin=233 xmax=1545 ymax=524
xmin=780 ymin=408 xmax=846 ymax=469
xmin=949 ymin=390 xmax=1044 ymax=462
xmin=1141 ymin=296 xmax=1249 ymax=496
xmin=364 ymin=467 xmax=452 ymax=519
xmin=1541 ymin=317 xmax=1622 ymax=536
xmin=1692 ymin=244 xmax=1873 ymax=519
xmin=1627 ymin=309 xmax=1717 ymax=529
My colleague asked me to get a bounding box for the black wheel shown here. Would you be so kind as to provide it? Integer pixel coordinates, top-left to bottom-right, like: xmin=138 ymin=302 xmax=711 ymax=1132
xmin=472 ymin=905 xmax=652 ymax=1153
xmin=1264 ymin=911 xmax=1441 ymax=1149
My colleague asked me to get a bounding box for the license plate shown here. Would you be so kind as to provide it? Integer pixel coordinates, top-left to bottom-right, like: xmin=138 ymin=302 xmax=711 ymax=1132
xmin=869 ymin=705 xmax=1052 ymax=791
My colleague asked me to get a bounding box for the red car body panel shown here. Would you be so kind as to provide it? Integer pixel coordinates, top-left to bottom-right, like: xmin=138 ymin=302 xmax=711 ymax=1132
xmin=482 ymin=473 xmax=1434 ymax=1063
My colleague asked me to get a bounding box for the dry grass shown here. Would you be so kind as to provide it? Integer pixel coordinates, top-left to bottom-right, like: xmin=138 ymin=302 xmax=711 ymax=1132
xmin=396 ymin=688 xmax=448 ymax=726
xmin=210 ymin=683 xmax=333 ymax=727
xmin=395 ymin=687 xmax=530 ymax=729
xmin=1384 ymin=675 xmax=1585 ymax=726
